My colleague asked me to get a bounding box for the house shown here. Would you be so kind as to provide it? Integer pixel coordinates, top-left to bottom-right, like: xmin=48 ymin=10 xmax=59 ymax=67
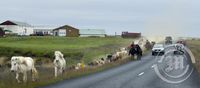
xmin=53 ymin=25 xmax=79 ymax=37
xmin=0 ymin=27 xmax=5 ymax=37
xmin=33 ymin=26 xmax=55 ymax=36
xmin=121 ymin=32 xmax=141 ymax=38
xmin=0 ymin=20 xmax=33 ymax=35
xmin=79 ymin=29 xmax=106 ymax=37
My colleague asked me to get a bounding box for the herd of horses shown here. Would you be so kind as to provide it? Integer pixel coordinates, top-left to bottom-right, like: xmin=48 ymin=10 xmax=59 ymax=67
xmin=9 ymin=38 xmax=152 ymax=83
xmin=9 ymin=47 xmax=145 ymax=83
xmin=10 ymin=51 xmax=67 ymax=83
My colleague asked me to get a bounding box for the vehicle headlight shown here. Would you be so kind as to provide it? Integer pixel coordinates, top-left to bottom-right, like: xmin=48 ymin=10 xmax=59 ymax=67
xmin=160 ymin=48 xmax=164 ymax=51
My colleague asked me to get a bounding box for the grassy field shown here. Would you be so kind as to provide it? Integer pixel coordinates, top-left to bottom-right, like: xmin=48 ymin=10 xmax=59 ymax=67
xmin=0 ymin=36 xmax=134 ymax=88
xmin=187 ymin=40 xmax=200 ymax=73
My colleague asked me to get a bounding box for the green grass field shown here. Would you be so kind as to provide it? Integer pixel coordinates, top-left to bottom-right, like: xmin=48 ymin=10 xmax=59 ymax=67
xmin=0 ymin=36 xmax=133 ymax=65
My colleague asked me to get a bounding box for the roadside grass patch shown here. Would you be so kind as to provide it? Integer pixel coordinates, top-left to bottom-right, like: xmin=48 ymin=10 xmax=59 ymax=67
xmin=187 ymin=40 xmax=200 ymax=73
xmin=0 ymin=57 xmax=134 ymax=88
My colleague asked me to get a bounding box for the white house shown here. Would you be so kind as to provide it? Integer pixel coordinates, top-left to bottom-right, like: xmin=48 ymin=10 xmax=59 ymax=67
xmin=0 ymin=20 xmax=34 ymax=35
xmin=79 ymin=29 xmax=106 ymax=37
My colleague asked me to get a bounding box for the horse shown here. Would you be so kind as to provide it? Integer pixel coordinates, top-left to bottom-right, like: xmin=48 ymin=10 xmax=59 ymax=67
xmin=134 ymin=37 xmax=151 ymax=51
xmin=106 ymin=54 xmax=113 ymax=62
xmin=53 ymin=51 xmax=66 ymax=77
xmin=120 ymin=47 xmax=128 ymax=56
xmin=129 ymin=44 xmax=143 ymax=60
xmin=98 ymin=58 xmax=106 ymax=65
xmin=10 ymin=56 xmax=38 ymax=83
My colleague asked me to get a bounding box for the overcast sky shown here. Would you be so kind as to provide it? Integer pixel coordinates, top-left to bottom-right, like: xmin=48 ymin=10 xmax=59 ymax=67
xmin=0 ymin=0 xmax=199 ymax=37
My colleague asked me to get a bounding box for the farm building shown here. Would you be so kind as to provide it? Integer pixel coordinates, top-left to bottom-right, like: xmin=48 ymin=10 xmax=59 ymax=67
xmin=0 ymin=27 xmax=5 ymax=37
xmin=33 ymin=26 xmax=55 ymax=36
xmin=79 ymin=29 xmax=106 ymax=37
xmin=0 ymin=20 xmax=33 ymax=35
xmin=121 ymin=32 xmax=141 ymax=38
xmin=53 ymin=25 xmax=79 ymax=37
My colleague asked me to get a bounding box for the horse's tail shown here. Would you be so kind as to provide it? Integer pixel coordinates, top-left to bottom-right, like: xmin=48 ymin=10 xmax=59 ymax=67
xmin=31 ymin=67 xmax=38 ymax=81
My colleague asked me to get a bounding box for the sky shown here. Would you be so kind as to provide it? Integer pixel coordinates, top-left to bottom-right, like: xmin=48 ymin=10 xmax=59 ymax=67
xmin=0 ymin=0 xmax=200 ymax=37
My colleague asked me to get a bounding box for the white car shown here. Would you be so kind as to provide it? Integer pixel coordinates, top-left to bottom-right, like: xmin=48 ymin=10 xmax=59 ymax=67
xmin=152 ymin=44 xmax=165 ymax=56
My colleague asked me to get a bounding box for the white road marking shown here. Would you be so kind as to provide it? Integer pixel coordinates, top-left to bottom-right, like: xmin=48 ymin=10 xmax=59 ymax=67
xmin=138 ymin=72 xmax=144 ymax=76
xmin=151 ymin=65 xmax=155 ymax=69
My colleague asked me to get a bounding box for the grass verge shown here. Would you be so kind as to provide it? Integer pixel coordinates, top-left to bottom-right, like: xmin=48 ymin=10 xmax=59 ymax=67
xmin=186 ymin=40 xmax=200 ymax=73
xmin=0 ymin=57 xmax=134 ymax=88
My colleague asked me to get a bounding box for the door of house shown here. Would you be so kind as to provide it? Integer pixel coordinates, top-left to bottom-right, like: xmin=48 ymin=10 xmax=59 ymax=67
xmin=55 ymin=31 xmax=58 ymax=36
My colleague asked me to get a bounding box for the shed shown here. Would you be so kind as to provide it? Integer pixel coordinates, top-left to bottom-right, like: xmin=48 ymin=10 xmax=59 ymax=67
xmin=122 ymin=32 xmax=141 ymax=38
xmin=53 ymin=25 xmax=79 ymax=37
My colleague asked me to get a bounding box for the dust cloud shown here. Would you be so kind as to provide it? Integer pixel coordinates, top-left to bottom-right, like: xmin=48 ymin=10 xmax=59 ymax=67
xmin=143 ymin=0 xmax=191 ymax=42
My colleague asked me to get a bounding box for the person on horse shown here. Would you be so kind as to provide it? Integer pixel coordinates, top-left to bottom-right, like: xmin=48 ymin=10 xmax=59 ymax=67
xmin=129 ymin=41 xmax=143 ymax=60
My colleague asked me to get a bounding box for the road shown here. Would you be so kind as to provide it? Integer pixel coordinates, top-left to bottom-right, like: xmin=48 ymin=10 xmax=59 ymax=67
xmin=42 ymin=46 xmax=200 ymax=88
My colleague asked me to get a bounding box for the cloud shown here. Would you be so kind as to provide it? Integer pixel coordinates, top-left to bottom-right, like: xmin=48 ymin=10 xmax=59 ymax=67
xmin=0 ymin=0 xmax=200 ymax=37
xmin=143 ymin=0 xmax=195 ymax=37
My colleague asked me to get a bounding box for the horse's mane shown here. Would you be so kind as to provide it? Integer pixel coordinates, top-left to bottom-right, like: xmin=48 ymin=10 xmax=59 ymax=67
xmin=55 ymin=51 xmax=64 ymax=59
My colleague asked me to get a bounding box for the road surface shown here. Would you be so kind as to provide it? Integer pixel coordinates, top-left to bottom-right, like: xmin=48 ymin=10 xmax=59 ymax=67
xmin=42 ymin=46 xmax=200 ymax=88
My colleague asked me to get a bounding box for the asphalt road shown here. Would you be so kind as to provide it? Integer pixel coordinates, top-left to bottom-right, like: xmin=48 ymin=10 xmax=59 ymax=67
xmin=42 ymin=46 xmax=200 ymax=88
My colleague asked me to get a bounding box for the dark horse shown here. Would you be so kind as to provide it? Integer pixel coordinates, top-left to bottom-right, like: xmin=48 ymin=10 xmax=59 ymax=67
xmin=129 ymin=44 xmax=143 ymax=60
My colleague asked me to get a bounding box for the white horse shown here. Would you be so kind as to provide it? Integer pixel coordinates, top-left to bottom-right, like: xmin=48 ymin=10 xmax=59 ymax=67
xmin=120 ymin=48 xmax=128 ymax=56
xmin=54 ymin=51 xmax=66 ymax=77
xmin=10 ymin=56 xmax=38 ymax=83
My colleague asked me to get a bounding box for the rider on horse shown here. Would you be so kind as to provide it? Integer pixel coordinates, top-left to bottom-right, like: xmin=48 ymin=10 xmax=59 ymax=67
xmin=129 ymin=41 xmax=143 ymax=60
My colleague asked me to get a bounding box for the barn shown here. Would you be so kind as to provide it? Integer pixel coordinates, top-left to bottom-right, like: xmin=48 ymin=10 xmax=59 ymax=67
xmin=0 ymin=27 xmax=5 ymax=37
xmin=79 ymin=29 xmax=106 ymax=37
xmin=0 ymin=20 xmax=33 ymax=35
xmin=121 ymin=32 xmax=141 ymax=38
xmin=53 ymin=25 xmax=79 ymax=37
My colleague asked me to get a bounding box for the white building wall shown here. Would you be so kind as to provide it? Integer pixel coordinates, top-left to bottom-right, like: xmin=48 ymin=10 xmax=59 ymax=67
xmin=0 ymin=25 xmax=33 ymax=35
xmin=58 ymin=29 xmax=66 ymax=36
xmin=53 ymin=29 xmax=66 ymax=36
xmin=0 ymin=25 xmax=18 ymax=34
xmin=24 ymin=26 xmax=33 ymax=35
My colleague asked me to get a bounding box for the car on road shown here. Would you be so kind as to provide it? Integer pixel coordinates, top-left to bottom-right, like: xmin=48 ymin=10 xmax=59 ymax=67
xmin=176 ymin=40 xmax=186 ymax=46
xmin=152 ymin=44 xmax=165 ymax=56
xmin=165 ymin=36 xmax=173 ymax=45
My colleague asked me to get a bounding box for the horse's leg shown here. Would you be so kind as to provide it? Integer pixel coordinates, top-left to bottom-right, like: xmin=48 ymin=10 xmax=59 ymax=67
xmin=23 ymin=72 xmax=27 ymax=83
xmin=54 ymin=67 xmax=58 ymax=77
xmin=62 ymin=67 xmax=65 ymax=74
xmin=137 ymin=55 xmax=141 ymax=60
xmin=135 ymin=54 xmax=139 ymax=60
xmin=60 ymin=67 xmax=63 ymax=75
xmin=16 ymin=73 xmax=21 ymax=83
xmin=31 ymin=68 xmax=38 ymax=81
